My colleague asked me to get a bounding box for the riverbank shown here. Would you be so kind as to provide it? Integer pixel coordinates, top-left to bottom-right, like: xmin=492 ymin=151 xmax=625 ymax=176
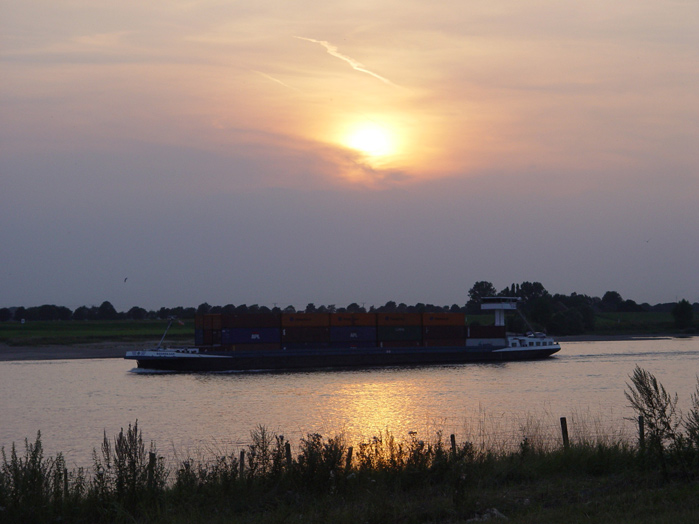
xmin=0 ymin=334 xmax=691 ymax=362
xmin=0 ymin=342 xmax=147 ymax=361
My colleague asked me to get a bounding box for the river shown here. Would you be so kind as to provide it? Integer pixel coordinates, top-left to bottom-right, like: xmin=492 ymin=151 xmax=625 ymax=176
xmin=2 ymin=337 xmax=698 ymax=468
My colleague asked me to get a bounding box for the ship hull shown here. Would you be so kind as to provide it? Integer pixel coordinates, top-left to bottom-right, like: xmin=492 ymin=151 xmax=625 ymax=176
xmin=126 ymin=344 xmax=560 ymax=373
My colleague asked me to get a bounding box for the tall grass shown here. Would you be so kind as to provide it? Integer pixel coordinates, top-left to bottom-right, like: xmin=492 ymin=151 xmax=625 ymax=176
xmin=3 ymin=367 xmax=699 ymax=523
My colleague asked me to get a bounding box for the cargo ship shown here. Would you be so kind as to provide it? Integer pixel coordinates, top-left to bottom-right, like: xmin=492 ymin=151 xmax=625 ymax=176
xmin=125 ymin=298 xmax=560 ymax=372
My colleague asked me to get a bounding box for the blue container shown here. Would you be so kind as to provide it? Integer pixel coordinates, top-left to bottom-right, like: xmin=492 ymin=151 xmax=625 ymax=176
xmin=282 ymin=342 xmax=331 ymax=350
xmin=194 ymin=329 xmax=204 ymax=346
xmin=330 ymin=340 xmax=377 ymax=349
xmin=330 ymin=326 xmax=377 ymax=342
xmin=221 ymin=327 xmax=281 ymax=344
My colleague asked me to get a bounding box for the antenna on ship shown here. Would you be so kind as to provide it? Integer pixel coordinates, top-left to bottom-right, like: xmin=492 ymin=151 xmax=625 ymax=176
xmin=157 ymin=316 xmax=176 ymax=349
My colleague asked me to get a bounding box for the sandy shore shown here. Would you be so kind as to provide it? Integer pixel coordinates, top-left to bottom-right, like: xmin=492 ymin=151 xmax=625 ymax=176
xmin=0 ymin=341 xmax=154 ymax=362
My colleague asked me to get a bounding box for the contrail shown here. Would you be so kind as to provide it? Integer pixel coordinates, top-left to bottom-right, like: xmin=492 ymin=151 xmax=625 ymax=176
xmin=252 ymin=70 xmax=301 ymax=92
xmin=295 ymin=36 xmax=397 ymax=87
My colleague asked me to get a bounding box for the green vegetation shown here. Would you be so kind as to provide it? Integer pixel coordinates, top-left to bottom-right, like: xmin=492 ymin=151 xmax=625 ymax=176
xmin=3 ymin=368 xmax=699 ymax=523
xmin=0 ymin=320 xmax=193 ymax=346
xmin=1 ymin=281 xmax=697 ymax=340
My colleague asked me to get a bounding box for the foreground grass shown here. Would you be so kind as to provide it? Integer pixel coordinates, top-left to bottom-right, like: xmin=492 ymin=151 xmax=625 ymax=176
xmin=0 ymin=320 xmax=193 ymax=346
xmin=2 ymin=423 xmax=699 ymax=524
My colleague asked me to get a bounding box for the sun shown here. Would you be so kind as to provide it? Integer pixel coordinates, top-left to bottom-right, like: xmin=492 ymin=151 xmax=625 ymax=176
xmin=344 ymin=123 xmax=395 ymax=158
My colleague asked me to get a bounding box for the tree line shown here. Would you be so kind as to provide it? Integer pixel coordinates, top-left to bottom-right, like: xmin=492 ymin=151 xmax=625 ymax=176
xmin=0 ymin=281 xmax=695 ymax=336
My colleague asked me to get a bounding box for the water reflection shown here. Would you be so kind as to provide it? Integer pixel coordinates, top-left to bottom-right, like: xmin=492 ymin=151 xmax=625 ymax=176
xmin=1 ymin=338 xmax=698 ymax=468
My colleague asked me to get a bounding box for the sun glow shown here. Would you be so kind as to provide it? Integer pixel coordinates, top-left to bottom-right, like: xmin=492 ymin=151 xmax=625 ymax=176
xmin=344 ymin=123 xmax=396 ymax=158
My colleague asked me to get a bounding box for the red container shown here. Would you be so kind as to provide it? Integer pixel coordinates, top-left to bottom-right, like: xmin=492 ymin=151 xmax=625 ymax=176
xmin=377 ymin=313 xmax=422 ymax=326
xmin=195 ymin=314 xmax=204 ymax=329
xmin=204 ymin=314 xmax=222 ymax=330
xmin=282 ymin=313 xmax=330 ymax=327
xmin=423 ymin=325 xmax=466 ymax=340
xmin=468 ymin=325 xmax=507 ymax=338
xmin=422 ymin=313 xmax=465 ymax=326
xmin=330 ymin=313 xmax=377 ymax=326
xmin=423 ymin=339 xmax=466 ymax=347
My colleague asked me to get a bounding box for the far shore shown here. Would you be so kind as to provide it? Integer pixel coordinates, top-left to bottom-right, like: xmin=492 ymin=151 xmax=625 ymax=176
xmin=0 ymin=334 xmax=690 ymax=362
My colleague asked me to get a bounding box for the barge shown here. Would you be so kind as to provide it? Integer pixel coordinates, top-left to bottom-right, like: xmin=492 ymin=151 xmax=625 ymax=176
xmin=125 ymin=298 xmax=560 ymax=372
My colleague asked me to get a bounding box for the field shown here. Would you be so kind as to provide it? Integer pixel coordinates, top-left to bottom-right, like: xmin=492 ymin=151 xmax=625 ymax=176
xmin=0 ymin=320 xmax=194 ymax=346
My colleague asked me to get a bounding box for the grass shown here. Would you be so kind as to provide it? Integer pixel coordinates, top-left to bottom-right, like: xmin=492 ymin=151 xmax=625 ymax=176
xmin=2 ymin=415 xmax=699 ymax=523
xmin=0 ymin=320 xmax=194 ymax=346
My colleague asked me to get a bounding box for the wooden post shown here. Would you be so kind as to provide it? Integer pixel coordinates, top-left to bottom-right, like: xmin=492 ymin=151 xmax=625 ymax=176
xmin=285 ymin=442 xmax=292 ymax=468
xmin=560 ymin=417 xmax=570 ymax=449
xmin=638 ymin=416 xmax=645 ymax=450
xmin=239 ymin=450 xmax=245 ymax=478
xmin=345 ymin=446 xmax=353 ymax=471
xmin=450 ymin=434 xmax=457 ymax=456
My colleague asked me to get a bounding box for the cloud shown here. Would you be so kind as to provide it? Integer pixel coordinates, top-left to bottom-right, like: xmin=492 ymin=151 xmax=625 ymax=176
xmin=295 ymin=36 xmax=398 ymax=87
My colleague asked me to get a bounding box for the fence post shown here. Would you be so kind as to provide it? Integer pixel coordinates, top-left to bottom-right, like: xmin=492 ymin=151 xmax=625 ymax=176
xmin=345 ymin=446 xmax=353 ymax=471
xmin=285 ymin=442 xmax=292 ymax=468
xmin=560 ymin=417 xmax=570 ymax=449
xmin=638 ymin=416 xmax=645 ymax=450
xmin=450 ymin=434 xmax=457 ymax=456
xmin=239 ymin=450 xmax=245 ymax=479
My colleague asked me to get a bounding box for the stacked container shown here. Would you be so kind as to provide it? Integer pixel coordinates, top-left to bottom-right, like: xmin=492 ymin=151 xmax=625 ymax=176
xmin=282 ymin=313 xmax=330 ymax=349
xmin=329 ymin=313 xmax=377 ymax=348
xmin=422 ymin=312 xmax=466 ymax=347
xmin=203 ymin=314 xmax=222 ymax=346
xmin=221 ymin=313 xmax=281 ymax=351
xmin=377 ymin=313 xmax=422 ymax=347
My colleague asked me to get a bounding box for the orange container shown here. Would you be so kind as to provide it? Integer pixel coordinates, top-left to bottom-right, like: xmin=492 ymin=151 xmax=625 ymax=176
xmin=377 ymin=313 xmax=422 ymax=326
xmin=421 ymin=313 xmax=465 ymax=326
xmin=330 ymin=313 xmax=377 ymax=326
xmin=281 ymin=313 xmax=330 ymax=327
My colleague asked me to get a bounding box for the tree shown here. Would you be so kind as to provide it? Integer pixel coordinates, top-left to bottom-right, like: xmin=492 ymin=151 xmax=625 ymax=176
xmin=97 ymin=301 xmax=118 ymax=320
xmin=126 ymin=306 xmax=147 ymax=320
xmin=601 ymin=291 xmax=623 ymax=312
xmin=0 ymin=308 xmax=11 ymax=322
xmin=466 ymin=281 xmax=497 ymax=314
xmin=672 ymin=299 xmax=694 ymax=329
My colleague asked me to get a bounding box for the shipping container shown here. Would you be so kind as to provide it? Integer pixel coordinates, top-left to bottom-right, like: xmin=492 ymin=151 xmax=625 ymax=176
xmin=204 ymin=314 xmax=222 ymax=330
xmin=221 ymin=327 xmax=281 ymax=345
xmin=421 ymin=313 xmax=466 ymax=326
xmin=422 ymin=325 xmax=466 ymax=340
xmin=468 ymin=325 xmax=507 ymax=338
xmin=378 ymin=340 xmax=422 ymax=348
xmin=282 ymin=342 xmax=331 ymax=350
xmin=329 ymin=340 xmax=377 ymax=349
xmin=329 ymin=326 xmax=377 ymax=342
xmin=281 ymin=313 xmax=330 ymax=327
xmin=377 ymin=325 xmax=423 ymax=341
xmin=281 ymin=326 xmax=331 ymax=343
xmin=229 ymin=343 xmax=281 ymax=352
xmin=221 ymin=313 xmax=280 ymax=328
xmin=330 ymin=313 xmax=377 ymax=326
xmin=195 ymin=315 xmax=204 ymax=329
xmin=203 ymin=330 xmax=213 ymax=346
xmin=194 ymin=329 xmax=204 ymax=346
xmin=422 ymin=339 xmax=466 ymax=347
xmin=377 ymin=313 xmax=422 ymax=326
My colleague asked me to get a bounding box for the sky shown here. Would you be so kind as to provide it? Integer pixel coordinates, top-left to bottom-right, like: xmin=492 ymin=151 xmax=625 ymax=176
xmin=1 ymin=0 xmax=698 ymax=311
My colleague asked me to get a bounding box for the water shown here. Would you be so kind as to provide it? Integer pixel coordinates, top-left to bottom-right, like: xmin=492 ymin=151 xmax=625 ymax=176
xmin=2 ymin=337 xmax=698 ymax=468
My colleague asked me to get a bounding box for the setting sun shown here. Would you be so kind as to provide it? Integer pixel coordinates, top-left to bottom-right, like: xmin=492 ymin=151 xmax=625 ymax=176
xmin=344 ymin=123 xmax=396 ymax=158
